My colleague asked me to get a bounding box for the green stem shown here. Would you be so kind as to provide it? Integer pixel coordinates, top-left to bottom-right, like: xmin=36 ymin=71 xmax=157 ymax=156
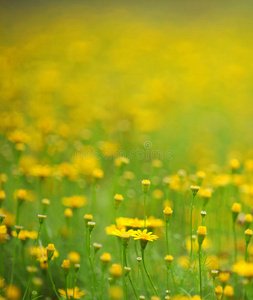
xmin=10 ymin=235 xmax=19 ymax=285
xmin=73 ymin=272 xmax=77 ymax=300
xmin=22 ymin=223 xmax=43 ymax=300
xmin=190 ymin=195 xmax=195 ymax=262
xmin=199 ymin=244 xmax=202 ymax=299
xmin=65 ymin=275 xmax=69 ymax=300
xmin=88 ymin=232 xmax=95 ymax=299
xmin=16 ymin=202 xmax=21 ymax=225
xmin=143 ymin=192 xmax=147 ymax=228
xmin=213 ymin=277 xmax=215 ymax=300
xmin=122 ymin=246 xmax=128 ymax=300
xmin=48 ymin=262 xmax=61 ymax=300
xmin=245 ymin=242 xmax=249 ymax=262
xmin=233 ymin=221 xmax=237 ymax=263
xmin=141 ymin=249 xmax=158 ymax=296
xmin=171 ymin=268 xmax=178 ymax=294
xmin=91 ymin=182 xmax=97 ymax=213
xmin=166 ymin=267 xmax=170 ymax=292
xmin=100 ymin=268 xmax=105 ymax=300
xmin=166 ymin=222 xmax=169 ymax=254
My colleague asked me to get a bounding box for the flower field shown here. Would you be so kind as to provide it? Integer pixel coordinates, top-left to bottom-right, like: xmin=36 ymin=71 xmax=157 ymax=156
xmin=1 ymin=1 xmax=253 ymax=299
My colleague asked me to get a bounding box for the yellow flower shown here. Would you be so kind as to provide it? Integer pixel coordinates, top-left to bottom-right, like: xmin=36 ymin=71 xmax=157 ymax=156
xmin=0 ymin=190 xmax=6 ymax=202
xmin=197 ymin=226 xmax=207 ymax=236
xmin=68 ymin=251 xmax=81 ymax=264
xmin=109 ymin=286 xmax=123 ymax=300
xmin=230 ymin=158 xmax=240 ymax=170
xmin=224 ymin=285 xmax=234 ymax=297
xmin=132 ymin=229 xmax=158 ymax=242
xmin=117 ymin=217 xmax=143 ymax=229
xmin=15 ymin=189 xmax=27 ymax=202
xmin=215 ymin=286 xmax=223 ymax=300
xmin=146 ymin=217 xmax=165 ymax=228
xmin=8 ymin=130 xmax=29 ymax=145
xmin=153 ymin=189 xmax=163 ymax=200
xmin=5 ymin=285 xmax=21 ymax=300
xmin=142 ymin=179 xmax=151 ymax=192
xmin=219 ymin=271 xmax=230 ymax=283
xmin=231 ymin=202 xmax=242 ymax=213
xmin=100 ymin=252 xmax=111 ymax=263
xmin=245 ymin=214 xmax=253 ymax=224
xmin=232 ymin=261 xmax=253 ymax=278
xmin=92 ymin=168 xmax=104 ymax=180
xmin=0 ymin=225 xmax=7 ymax=242
xmin=31 ymin=165 xmax=52 ymax=178
xmin=64 ymin=208 xmax=73 ymax=218
xmin=190 ymin=185 xmax=200 ymax=196
xmin=11 ymin=230 xmax=38 ymax=241
xmin=105 ymin=224 xmax=126 ymax=235
xmin=84 ymin=214 xmax=93 ymax=222
xmin=111 ymin=228 xmax=134 ymax=239
xmin=114 ymin=194 xmax=124 ymax=208
xmin=58 ymin=287 xmax=85 ymax=299
xmin=62 ymin=195 xmax=87 ymax=208
xmin=62 ymin=259 xmax=70 ymax=270
xmin=109 ymin=264 xmax=123 ymax=278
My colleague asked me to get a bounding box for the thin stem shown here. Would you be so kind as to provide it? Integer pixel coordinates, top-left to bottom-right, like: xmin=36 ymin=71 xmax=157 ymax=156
xmin=233 ymin=221 xmax=237 ymax=262
xmin=141 ymin=248 xmax=158 ymax=296
xmin=91 ymin=182 xmax=97 ymax=213
xmin=166 ymin=222 xmax=169 ymax=254
xmin=190 ymin=195 xmax=195 ymax=262
xmin=65 ymin=275 xmax=69 ymax=300
xmin=171 ymin=268 xmax=178 ymax=294
xmin=73 ymin=272 xmax=77 ymax=300
xmin=10 ymin=234 xmax=19 ymax=285
xmin=213 ymin=277 xmax=215 ymax=300
xmin=48 ymin=262 xmax=61 ymax=300
xmin=199 ymin=244 xmax=202 ymax=299
xmin=16 ymin=202 xmax=21 ymax=225
xmin=22 ymin=223 xmax=43 ymax=300
xmin=88 ymin=232 xmax=95 ymax=299
xmin=245 ymin=242 xmax=249 ymax=262
xmin=123 ymin=245 xmax=138 ymax=299
xmin=166 ymin=267 xmax=170 ymax=292
xmin=100 ymin=268 xmax=105 ymax=300
xmin=122 ymin=246 xmax=128 ymax=300
xmin=143 ymin=192 xmax=147 ymax=228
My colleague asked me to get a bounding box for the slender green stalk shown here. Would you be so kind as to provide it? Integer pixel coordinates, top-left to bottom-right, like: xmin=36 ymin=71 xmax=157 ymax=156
xmin=10 ymin=234 xmax=19 ymax=285
xmin=213 ymin=277 xmax=215 ymax=300
xmin=22 ymin=223 xmax=43 ymax=300
xmin=171 ymin=268 xmax=178 ymax=294
xmin=48 ymin=262 xmax=61 ymax=300
xmin=232 ymin=221 xmax=237 ymax=262
xmin=65 ymin=275 xmax=69 ymax=300
xmin=141 ymin=249 xmax=158 ymax=296
xmin=88 ymin=232 xmax=95 ymax=299
xmin=91 ymin=182 xmax=97 ymax=213
xmin=166 ymin=267 xmax=170 ymax=292
xmin=165 ymin=222 xmax=169 ymax=253
xmin=100 ymin=268 xmax=105 ymax=300
xmin=143 ymin=192 xmax=147 ymax=228
xmin=16 ymin=202 xmax=21 ymax=225
xmin=245 ymin=242 xmax=249 ymax=262
xmin=122 ymin=245 xmax=138 ymax=299
xmin=122 ymin=246 xmax=128 ymax=300
xmin=190 ymin=194 xmax=195 ymax=262
xmin=198 ymin=244 xmax=202 ymax=299
xmin=73 ymin=271 xmax=77 ymax=300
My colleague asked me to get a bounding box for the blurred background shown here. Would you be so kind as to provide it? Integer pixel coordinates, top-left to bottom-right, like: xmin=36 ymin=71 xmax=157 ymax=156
xmin=1 ymin=0 xmax=253 ymax=171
